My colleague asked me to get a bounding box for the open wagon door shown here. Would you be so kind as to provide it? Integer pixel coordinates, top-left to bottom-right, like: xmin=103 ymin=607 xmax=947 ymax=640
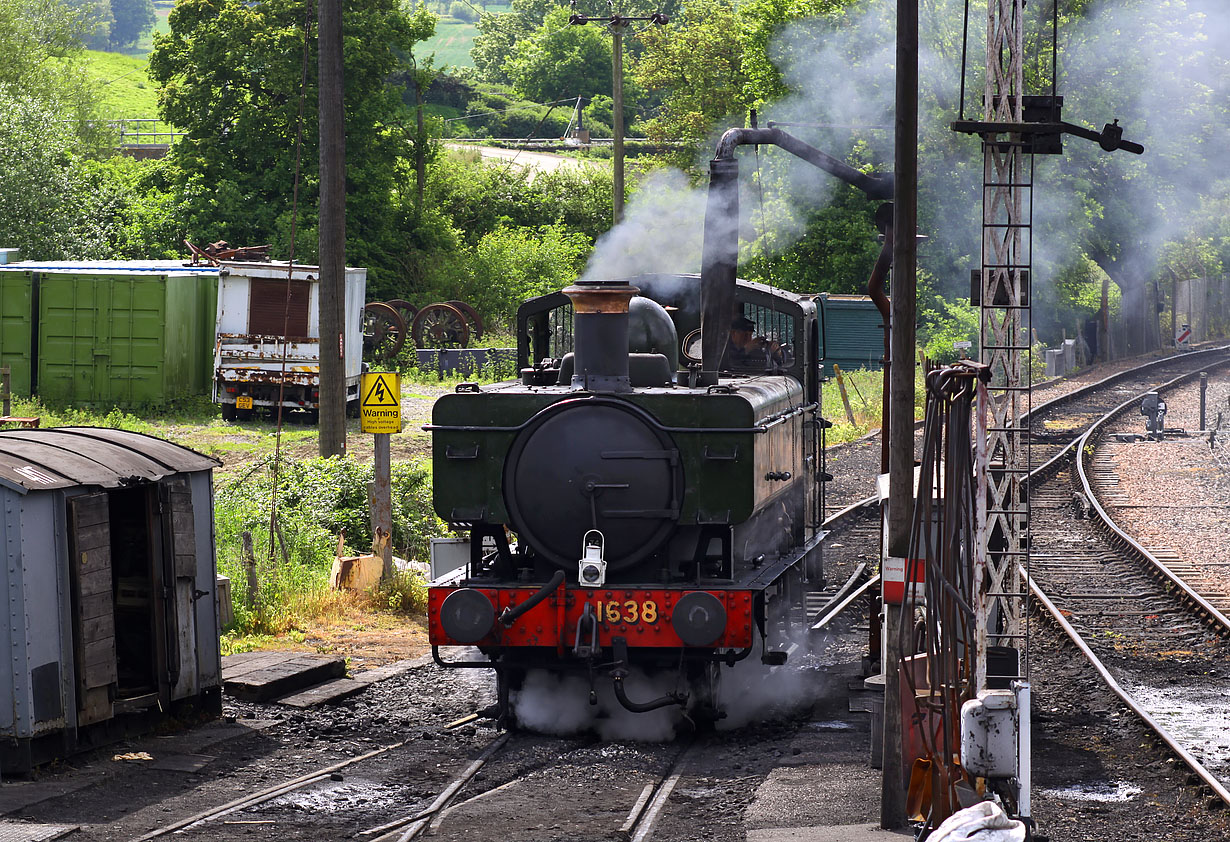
xmin=157 ymin=476 xmax=197 ymax=698
xmin=68 ymin=492 xmax=117 ymax=727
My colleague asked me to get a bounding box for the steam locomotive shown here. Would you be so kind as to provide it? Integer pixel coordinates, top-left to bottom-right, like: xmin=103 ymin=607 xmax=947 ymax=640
xmin=426 ymin=128 xmax=891 ymax=723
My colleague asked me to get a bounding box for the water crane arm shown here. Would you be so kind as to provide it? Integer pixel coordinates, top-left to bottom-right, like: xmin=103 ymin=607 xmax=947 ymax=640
xmin=698 ymin=125 xmax=893 ymax=381
xmin=714 ymin=126 xmax=894 ymax=200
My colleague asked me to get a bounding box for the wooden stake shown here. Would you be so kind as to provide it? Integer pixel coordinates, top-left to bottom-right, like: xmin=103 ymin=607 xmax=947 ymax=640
xmin=833 ymin=364 xmax=857 ymax=426
xmin=241 ymin=530 xmax=259 ymax=609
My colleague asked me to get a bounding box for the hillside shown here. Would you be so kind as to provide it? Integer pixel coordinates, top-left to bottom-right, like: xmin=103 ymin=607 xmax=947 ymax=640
xmin=83 ymin=50 xmax=161 ymax=122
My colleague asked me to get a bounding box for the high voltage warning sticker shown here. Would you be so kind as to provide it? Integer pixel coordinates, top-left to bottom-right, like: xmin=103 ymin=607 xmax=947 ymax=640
xmin=360 ymin=372 xmax=401 ymax=434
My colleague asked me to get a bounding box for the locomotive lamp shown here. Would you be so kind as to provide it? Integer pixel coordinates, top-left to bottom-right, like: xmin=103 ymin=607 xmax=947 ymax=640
xmin=578 ymin=530 xmax=608 ymax=587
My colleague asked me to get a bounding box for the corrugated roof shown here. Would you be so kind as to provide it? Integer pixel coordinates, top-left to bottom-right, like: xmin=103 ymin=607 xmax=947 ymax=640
xmin=0 ymin=428 xmax=220 ymax=495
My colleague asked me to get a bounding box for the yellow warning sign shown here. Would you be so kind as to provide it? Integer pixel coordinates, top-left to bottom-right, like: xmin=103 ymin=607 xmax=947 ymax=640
xmin=360 ymin=372 xmax=401 ymax=434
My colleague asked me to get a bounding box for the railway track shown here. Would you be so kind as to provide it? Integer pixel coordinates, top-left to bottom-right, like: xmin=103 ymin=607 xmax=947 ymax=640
xmin=1028 ymin=356 xmax=1230 ymax=805
xmin=822 ymin=346 xmax=1230 ymax=513
xmin=811 ymin=347 xmax=1230 ymax=630
xmin=122 ymin=351 xmax=1228 ymax=841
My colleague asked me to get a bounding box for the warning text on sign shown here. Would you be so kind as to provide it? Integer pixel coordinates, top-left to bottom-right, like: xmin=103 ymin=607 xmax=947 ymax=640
xmin=360 ymin=372 xmax=402 ymax=434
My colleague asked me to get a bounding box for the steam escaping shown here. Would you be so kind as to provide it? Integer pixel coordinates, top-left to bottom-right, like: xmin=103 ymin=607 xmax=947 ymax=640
xmin=582 ymin=169 xmax=709 ymax=281
xmin=714 ymin=627 xmax=842 ymax=730
xmin=510 ymin=668 xmax=679 ymax=742
xmin=508 ymin=626 xmax=846 ymax=740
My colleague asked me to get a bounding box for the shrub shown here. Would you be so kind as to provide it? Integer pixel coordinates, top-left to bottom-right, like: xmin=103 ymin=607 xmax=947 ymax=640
xmin=213 ymin=454 xmax=445 ymax=633
xmin=448 ymin=1 xmax=476 ymax=20
xmin=919 ymin=295 xmax=979 ymax=365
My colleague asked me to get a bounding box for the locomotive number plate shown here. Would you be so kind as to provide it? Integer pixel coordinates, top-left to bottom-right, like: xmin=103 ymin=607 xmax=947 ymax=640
xmin=236 ymin=396 xmax=254 ymax=410
xmin=595 ymin=599 xmax=659 ymax=625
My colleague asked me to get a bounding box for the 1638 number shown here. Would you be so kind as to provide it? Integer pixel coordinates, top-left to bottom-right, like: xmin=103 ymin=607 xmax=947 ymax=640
xmin=595 ymin=599 xmax=659 ymax=625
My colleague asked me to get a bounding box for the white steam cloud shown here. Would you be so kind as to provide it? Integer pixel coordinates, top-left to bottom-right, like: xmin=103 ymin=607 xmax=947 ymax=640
xmin=582 ymin=169 xmax=708 ymax=280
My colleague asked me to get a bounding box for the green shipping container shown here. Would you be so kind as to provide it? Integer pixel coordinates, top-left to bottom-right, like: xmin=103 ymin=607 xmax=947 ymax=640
xmin=817 ymin=293 xmax=885 ymax=376
xmin=0 ymin=272 xmax=32 ymax=395
xmin=0 ymin=264 xmax=219 ymax=406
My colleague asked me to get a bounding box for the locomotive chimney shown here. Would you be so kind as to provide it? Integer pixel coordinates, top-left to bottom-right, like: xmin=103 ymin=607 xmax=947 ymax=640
xmin=562 ymin=279 xmax=639 ymax=392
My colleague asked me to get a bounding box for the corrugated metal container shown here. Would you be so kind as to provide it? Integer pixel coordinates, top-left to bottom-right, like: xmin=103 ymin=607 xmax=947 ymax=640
xmin=0 ymin=262 xmax=219 ymax=405
xmin=0 ymin=270 xmax=32 ymax=395
xmin=0 ymin=427 xmax=222 ymax=770
xmin=817 ymin=293 xmax=885 ymax=375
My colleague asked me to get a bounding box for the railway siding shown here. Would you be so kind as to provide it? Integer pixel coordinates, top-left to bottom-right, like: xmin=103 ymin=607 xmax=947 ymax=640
xmin=1094 ymin=374 xmax=1230 ymax=609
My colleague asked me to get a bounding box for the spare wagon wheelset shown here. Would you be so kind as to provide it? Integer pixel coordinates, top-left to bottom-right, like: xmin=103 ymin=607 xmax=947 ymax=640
xmin=412 ymin=302 xmax=470 ymax=349
xmin=446 ymin=300 xmax=484 ymax=342
xmin=362 ymin=301 xmax=407 ymax=361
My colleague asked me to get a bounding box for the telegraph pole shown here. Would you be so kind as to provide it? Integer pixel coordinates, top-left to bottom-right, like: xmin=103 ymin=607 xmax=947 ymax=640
xmin=569 ymin=3 xmax=667 ymax=225
xmin=318 ymin=0 xmax=346 ymax=457
xmin=611 ymin=19 xmax=627 ymax=222
xmin=882 ymin=0 xmax=917 ymax=829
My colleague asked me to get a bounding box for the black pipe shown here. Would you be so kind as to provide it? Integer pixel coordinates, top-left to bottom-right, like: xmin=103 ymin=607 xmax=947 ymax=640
xmin=498 ymin=570 xmax=565 ymax=627
xmin=697 ymin=126 xmax=892 ymax=384
xmin=612 ymin=674 xmax=689 ymax=713
xmin=699 ymin=156 xmax=740 ymax=383
xmin=868 ymin=203 xmax=894 ymax=474
xmin=716 ymin=127 xmax=893 ymax=200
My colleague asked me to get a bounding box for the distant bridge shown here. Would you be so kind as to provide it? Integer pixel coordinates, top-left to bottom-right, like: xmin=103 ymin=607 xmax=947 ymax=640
xmin=114 ymin=119 xmax=180 ymax=159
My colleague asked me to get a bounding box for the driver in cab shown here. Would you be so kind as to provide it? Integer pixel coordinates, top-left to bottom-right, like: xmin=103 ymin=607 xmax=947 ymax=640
xmin=723 ymin=315 xmax=781 ymax=370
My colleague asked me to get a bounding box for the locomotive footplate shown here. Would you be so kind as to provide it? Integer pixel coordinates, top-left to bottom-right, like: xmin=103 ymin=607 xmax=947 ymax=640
xmin=429 ymin=582 xmax=756 ymax=652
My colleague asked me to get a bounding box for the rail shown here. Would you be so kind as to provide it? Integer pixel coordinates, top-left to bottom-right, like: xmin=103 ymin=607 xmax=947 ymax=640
xmin=1025 ymin=355 xmax=1230 ymax=808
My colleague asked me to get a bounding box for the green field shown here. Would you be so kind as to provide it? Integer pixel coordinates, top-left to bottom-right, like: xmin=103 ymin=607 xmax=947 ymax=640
xmin=420 ymin=5 xmax=508 ymax=69
xmin=422 ymin=17 xmax=479 ymax=68
xmin=83 ymin=50 xmax=164 ymax=127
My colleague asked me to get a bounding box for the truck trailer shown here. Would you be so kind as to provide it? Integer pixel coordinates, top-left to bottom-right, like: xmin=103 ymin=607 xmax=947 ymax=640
xmin=213 ymin=262 xmax=367 ymax=420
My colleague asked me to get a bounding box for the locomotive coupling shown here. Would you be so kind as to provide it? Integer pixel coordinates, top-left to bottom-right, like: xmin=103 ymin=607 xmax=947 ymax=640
xmin=610 ymin=638 xmax=690 ymax=713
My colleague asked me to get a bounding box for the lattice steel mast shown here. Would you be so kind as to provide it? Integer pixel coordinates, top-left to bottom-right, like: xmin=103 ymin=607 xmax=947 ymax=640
xmin=979 ymin=0 xmax=1031 ymax=655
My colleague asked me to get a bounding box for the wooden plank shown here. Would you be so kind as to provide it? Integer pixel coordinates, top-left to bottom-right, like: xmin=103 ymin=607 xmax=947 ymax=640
xmin=276 ymin=678 xmax=366 ymax=708
xmin=82 ymin=639 xmax=115 ymax=669
xmin=73 ymin=522 xmax=110 ymax=554
xmin=223 ymin=654 xmax=346 ymax=702
xmin=79 ymin=614 xmax=114 ymax=642
xmin=78 ymin=685 xmax=112 ymax=727
xmin=71 ymin=493 xmax=109 ymax=528
xmin=78 ymin=592 xmax=113 ymax=621
xmin=221 ymin=651 xmax=289 ymax=678
xmin=83 ymin=656 xmax=117 ymax=689
xmin=76 ymin=566 xmax=112 ymax=598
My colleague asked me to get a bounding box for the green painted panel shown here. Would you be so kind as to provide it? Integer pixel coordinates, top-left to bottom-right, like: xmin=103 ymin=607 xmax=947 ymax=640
xmin=820 ymin=297 xmax=884 ymax=374
xmin=431 ymin=388 xmax=774 ymax=527
xmin=36 ymin=272 xmax=213 ymax=405
xmin=0 ymin=272 xmax=32 ymax=395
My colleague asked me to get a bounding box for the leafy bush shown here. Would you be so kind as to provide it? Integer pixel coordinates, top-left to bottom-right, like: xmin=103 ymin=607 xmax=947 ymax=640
xmin=447 ymin=1 xmax=476 ymax=21
xmin=919 ymin=294 xmax=979 ymax=365
xmin=0 ymin=90 xmax=117 ymax=260
xmin=462 ymin=224 xmax=590 ymax=329
xmin=213 ymin=454 xmax=445 ymax=633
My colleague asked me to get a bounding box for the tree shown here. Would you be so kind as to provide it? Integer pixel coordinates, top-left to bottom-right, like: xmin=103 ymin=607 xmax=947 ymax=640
xmin=149 ymin=0 xmax=436 ymax=290
xmin=470 ymin=0 xmax=558 ymax=85
xmin=110 ymin=0 xmax=156 ymax=48
xmin=0 ymin=0 xmax=103 ymax=141
xmin=633 ymin=0 xmax=749 ymax=143
xmin=1044 ymin=0 xmax=1229 ymax=354
xmin=0 ymin=91 xmax=113 ymax=259
xmin=503 ymin=7 xmax=615 ymax=103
